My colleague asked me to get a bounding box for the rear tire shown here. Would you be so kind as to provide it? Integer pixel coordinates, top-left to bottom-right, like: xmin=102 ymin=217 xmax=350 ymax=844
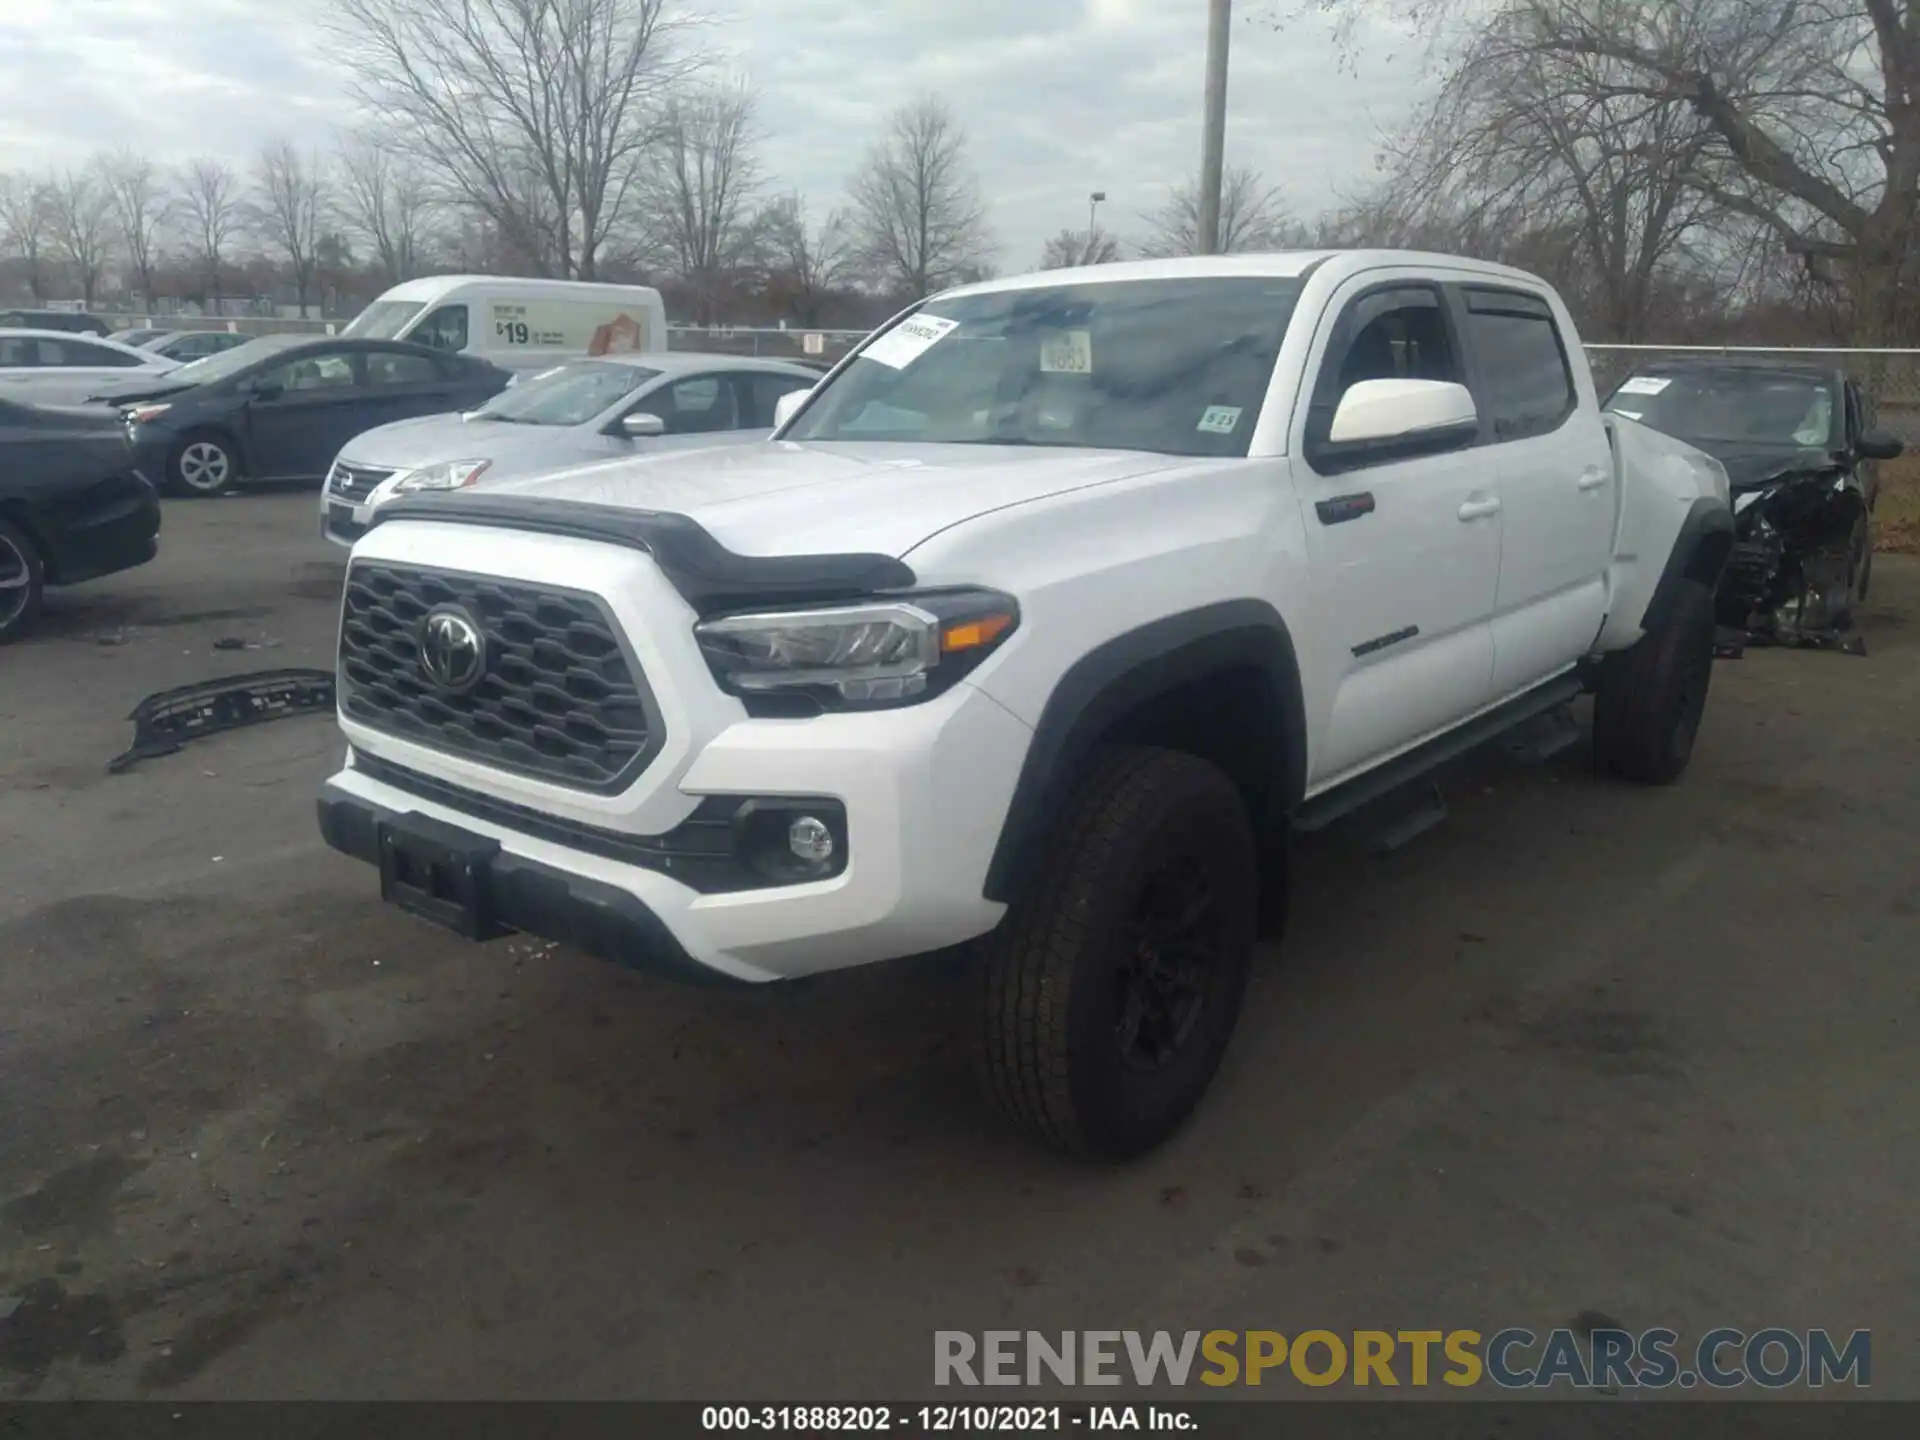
xmin=0 ymin=518 xmax=46 ymax=643
xmin=977 ymin=746 xmax=1258 ymax=1161
xmin=167 ymin=431 xmax=240 ymax=498
xmin=1593 ymin=578 xmax=1716 ymax=785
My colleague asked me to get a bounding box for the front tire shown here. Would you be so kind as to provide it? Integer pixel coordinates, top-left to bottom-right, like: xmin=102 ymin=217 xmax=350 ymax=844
xmin=167 ymin=432 xmax=240 ymax=497
xmin=1853 ymin=510 xmax=1873 ymax=604
xmin=0 ymin=518 xmax=46 ymax=643
xmin=978 ymin=746 xmax=1258 ymax=1161
xmin=1593 ymin=578 xmax=1716 ymax=785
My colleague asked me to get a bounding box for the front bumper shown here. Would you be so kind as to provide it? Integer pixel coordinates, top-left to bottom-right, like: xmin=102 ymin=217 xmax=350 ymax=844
xmin=35 ymin=472 xmax=161 ymax=585
xmin=319 ymin=680 xmax=1031 ymax=984
xmin=320 ymin=488 xmax=379 ymax=547
xmin=318 ymin=782 xmax=740 ymax=987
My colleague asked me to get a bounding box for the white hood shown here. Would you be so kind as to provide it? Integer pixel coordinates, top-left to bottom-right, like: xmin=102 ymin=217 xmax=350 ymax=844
xmin=481 ymin=440 xmax=1186 ymax=557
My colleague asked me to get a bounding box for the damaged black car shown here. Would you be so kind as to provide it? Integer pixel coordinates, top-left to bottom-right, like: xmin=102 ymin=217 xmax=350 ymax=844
xmin=0 ymin=395 xmax=161 ymax=643
xmin=1602 ymin=358 xmax=1903 ymax=648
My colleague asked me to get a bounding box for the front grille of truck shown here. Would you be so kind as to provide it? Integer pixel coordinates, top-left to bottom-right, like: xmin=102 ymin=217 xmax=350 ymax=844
xmin=329 ymin=462 xmax=396 ymax=502
xmin=338 ymin=562 xmax=658 ymax=792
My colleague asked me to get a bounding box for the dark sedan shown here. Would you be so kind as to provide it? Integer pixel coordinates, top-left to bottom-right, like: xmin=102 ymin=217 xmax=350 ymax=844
xmin=0 ymin=397 xmax=160 ymax=642
xmin=1602 ymin=358 xmax=1904 ymax=640
xmin=116 ymin=335 xmax=512 ymax=497
xmin=0 ymin=309 xmax=111 ymax=337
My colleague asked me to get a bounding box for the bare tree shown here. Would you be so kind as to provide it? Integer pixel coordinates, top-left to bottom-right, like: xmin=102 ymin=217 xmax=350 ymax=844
xmin=326 ymin=0 xmax=697 ymax=280
xmin=1038 ymin=227 xmax=1121 ymax=269
xmin=1385 ymin=17 xmax=1724 ymax=340
xmin=1284 ymin=0 xmax=1920 ymax=344
xmin=850 ymin=96 xmax=994 ymax=298
xmin=638 ymin=82 xmax=763 ymax=322
xmin=252 ymin=141 xmax=330 ymax=317
xmin=44 ymin=170 xmax=116 ymax=310
xmin=336 ymin=132 xmax=437 ymax=283
xmin=0 ymin=173 xmax=52 ymax=300
xmin=99 ymin=149 xmax=168 ymax=308
xmin=177 ymin=158 xmax=244 ymax=307
xmin=1138 ymin=165 xmax=1302 ymax=256
xmin=760 ymin=192 xmax=855 ymax=324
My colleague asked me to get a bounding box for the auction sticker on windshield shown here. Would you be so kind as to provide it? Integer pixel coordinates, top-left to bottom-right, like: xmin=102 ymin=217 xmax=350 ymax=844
xmin=1615 ymin=375 xmax=1672 ymax=396
xmin=1040 ymin=330 xmax=1093 ymax=374
xmin=1197 ymin=405 xmax=1242 ymax=435
xmin=862 ymin=315 xmax=959 ymax=369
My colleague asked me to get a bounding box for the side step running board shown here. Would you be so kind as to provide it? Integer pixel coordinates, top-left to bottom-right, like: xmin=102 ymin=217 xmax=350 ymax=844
xmin=1292 ymin=674 xmax=1586 ymax=835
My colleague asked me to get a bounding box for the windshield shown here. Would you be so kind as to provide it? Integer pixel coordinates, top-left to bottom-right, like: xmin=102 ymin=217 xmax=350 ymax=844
xmin=783 ymin=276 xmax=1305 ymax=456
xmin=343 ymin=300 xmax=425 ymax=341
xmin=475 ymin=360 xmax=658 ymax=425
xmin=1606 ymin=370 xmax=1838 ymax=449
xmin=165 ymin=334 xmax=304 ymax=387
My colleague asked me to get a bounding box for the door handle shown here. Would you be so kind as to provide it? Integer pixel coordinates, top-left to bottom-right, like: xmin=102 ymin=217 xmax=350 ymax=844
xmin=1578 ymin=468 xmax=1610 ymax=491
xmin=1457 ymin=495 xmax=1502 ymax=521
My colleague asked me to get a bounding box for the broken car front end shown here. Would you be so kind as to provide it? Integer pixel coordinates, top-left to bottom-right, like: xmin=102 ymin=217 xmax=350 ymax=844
xmin=1721 ymin=458 xmax=1872 ymax=648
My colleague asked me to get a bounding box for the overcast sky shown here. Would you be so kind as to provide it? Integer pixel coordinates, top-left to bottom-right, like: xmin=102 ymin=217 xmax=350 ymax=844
xmin=0 ymin=0 xmax=1427 ymax=268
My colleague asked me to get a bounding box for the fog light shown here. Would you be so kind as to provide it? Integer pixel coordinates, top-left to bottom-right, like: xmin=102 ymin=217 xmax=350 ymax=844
xmin=788 ymin=815 xmax=835 ymax=863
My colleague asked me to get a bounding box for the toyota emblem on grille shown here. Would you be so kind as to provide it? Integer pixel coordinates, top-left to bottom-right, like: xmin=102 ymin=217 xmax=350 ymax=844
xmin=419 ymin=606 xmax=487 ymax=693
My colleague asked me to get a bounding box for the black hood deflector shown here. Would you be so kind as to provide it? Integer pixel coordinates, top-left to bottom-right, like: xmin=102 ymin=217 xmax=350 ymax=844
xmin=368 ymin=492 xmax=918 ymax=615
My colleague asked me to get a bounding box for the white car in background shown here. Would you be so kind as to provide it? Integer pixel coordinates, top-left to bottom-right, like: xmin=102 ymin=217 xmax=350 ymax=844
xmin=320 ymin=351 xmax=821 ymax=545
xmin=0 ymin=329 xmax=180 ymax=405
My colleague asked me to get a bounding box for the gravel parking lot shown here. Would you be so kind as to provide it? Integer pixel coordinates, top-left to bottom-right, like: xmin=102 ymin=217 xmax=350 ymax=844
xmin=2 ymin=492 xmax=1916 ymax=1401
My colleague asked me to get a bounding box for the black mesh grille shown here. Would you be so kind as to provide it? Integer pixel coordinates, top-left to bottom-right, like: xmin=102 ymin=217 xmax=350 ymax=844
xmin=330 ymin=462 xmax=396 ymax=502
xmin=339 ymin=563 xmax=657 ymax=791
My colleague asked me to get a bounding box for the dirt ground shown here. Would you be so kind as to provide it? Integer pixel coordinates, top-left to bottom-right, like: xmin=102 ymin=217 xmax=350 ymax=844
xmin=1 ymin=492 xmax=1915 ymax=1402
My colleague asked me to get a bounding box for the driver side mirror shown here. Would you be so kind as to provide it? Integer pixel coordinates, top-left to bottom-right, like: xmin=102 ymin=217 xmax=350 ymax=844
xmin=1857 ymin=428 xmax=1904 ymax=462
xmin=772 ymin=387 xmax=814 ymax=431
xmin=620 ymin=410 xmax=666 ymax=438
xmin=1327 ymin=378 xmax=1479 ymax=447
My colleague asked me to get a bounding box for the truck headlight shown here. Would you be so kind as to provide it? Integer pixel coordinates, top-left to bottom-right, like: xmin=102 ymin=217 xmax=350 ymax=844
xmin=693 ymin=589 xmax=1019 ymax=712
xmin=384 ymin=458 xmax=492 ymax=501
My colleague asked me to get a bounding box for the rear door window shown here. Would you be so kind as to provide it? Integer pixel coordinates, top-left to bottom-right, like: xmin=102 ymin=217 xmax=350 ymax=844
xmin=364 ymin=351 xmax=441 ymax=386
xmin=1458 ymin=288 xmax=1576 ymax=442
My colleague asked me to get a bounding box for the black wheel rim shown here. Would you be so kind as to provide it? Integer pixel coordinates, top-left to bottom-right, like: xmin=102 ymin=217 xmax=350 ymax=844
xmin=1114 ymin=852 xmax=1220 ymax=1072
xmin=0 ymin=534 xmax=30 ymax=627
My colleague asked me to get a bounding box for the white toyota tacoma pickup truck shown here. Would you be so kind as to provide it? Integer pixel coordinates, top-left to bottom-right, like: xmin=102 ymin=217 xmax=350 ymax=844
xmin=318 ymin=251 xmax=1732 ymax=1160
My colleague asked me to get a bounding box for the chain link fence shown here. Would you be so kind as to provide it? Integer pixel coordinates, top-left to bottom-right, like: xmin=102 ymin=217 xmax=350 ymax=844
xmin=666 ymin=326 xmax=869 ymax=363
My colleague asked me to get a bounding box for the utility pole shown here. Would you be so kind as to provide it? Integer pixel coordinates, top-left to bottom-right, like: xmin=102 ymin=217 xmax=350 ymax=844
xmin=1196 ymin=0 xmax=1232 ymax=255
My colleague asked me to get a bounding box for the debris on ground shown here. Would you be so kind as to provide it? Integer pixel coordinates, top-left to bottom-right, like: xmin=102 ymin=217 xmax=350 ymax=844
xmin=108 ymin=669 xmax=337 ymax=774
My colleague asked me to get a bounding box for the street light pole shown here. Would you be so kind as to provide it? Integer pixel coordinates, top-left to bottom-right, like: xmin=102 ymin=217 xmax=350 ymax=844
xmin=1196 ymin=0 xmax=1232 ymax=255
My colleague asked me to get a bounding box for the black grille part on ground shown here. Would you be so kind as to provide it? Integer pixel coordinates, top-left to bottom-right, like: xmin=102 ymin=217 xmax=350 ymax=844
xmin=339 ymin=562 xmax=662 ymax=792
xmin=108 ymin=668 xmax=337 ymax=773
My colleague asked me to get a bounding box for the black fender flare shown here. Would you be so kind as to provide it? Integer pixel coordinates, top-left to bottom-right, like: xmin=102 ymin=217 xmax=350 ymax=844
xmin=1639 ymin=496 xmax=1734 ymax=634
xmin=981 ymin=599 xmax=1307 ymax=905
